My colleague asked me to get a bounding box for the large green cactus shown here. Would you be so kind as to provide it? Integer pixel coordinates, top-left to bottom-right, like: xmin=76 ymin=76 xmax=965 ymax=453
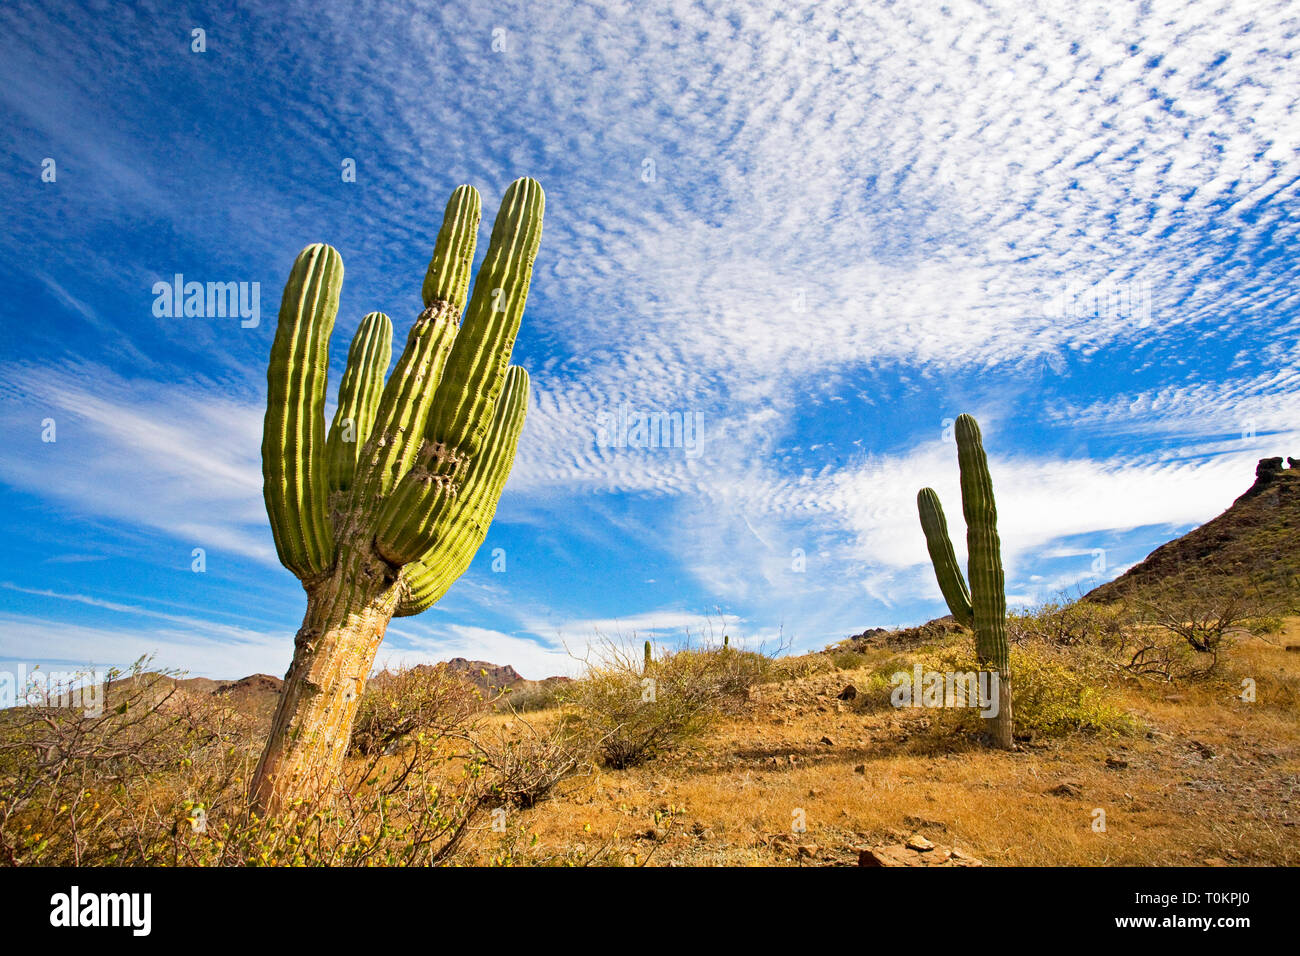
xmin=252 ymin=178 xmax=543 ymax=813
xmin=915 ymin=414 xmax=1013 ymax=748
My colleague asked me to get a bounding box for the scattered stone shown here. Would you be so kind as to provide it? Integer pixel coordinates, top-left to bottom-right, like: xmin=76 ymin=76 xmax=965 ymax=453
xmin=906 ymin=833 xmax=935 ymax=852
xmin=1048 ymin=781 xmax=1083 ymax=797
xmin=820 ymin=735 xmax=835 ymax=747
xmin=854 ymin=764 xmax=866 ymax=774
xmin=1203 ymin=857 xmax=1229 ymax=867
xmin=1105 ymin=756 xmax=1129 ymax=770
xmin=797 ymin=844 xmax=819 ymax=859
xmin=1190 ymin=740 xmax=1216 ymax=759
xmin=837 ymin=684 xmax=858 ymax=700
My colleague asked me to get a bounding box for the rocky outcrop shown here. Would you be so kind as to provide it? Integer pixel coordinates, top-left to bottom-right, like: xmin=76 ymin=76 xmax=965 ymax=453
xmin=1085 ymin=457 xmax=1299 ymax=604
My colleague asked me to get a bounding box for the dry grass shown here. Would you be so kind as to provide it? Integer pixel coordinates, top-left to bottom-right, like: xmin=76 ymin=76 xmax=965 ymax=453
xmin=457 ymin=619 xmax=1300 ymax=867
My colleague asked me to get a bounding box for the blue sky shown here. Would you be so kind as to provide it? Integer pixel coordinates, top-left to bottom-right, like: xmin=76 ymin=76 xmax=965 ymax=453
xmin=1 ymin=0 xmax=1297 ymax=680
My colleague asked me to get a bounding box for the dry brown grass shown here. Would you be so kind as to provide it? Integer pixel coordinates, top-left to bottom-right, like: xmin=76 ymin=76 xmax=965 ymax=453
xmin=455 ymin=619 xmax=1300 ymax=866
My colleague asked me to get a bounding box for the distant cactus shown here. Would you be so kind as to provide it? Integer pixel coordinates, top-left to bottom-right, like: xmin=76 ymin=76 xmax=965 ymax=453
xmin=644 ymin=639 xmax=653 ymax=673
xmin=252 ymin=179 xmax=544 ymax=813
xmin=723 ymin=634 xmax=729 ymax=649
xmin=916 ymin=414 xmax=1013 ymax=748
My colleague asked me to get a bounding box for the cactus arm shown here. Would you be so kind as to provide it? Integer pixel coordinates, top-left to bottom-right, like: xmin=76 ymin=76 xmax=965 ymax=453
xmin=325 ymin=311 xmax=393 ymax=502
xmin=955 ymin=414 xmax=1008 ymax=675
xmin=393 ymin=366 xmax=529 ymax=615
xmin=422 ymin=184 xmax=482 ymax=309
xmin=916 ymin=487 xmax=974 ymax=627
xmin=346 ymin=186 xmax=481 ymax=511
xmin=262 ymin=243 xmax=343 ymax=581
xmin=424 ymin=177 xmax=544 ymax=460
xmin=374 ymin=179 xmax=543 ymax=564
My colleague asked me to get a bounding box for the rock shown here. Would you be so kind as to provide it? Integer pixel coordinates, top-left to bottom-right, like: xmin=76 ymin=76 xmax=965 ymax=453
xmin=854 ymin=764 xmax=866 ymax=774
xmin=1203 ymin=857 xmax=1229 ymax=867
xmin=858 ymin=846 xmax=908 ymax=867
xmin=858 ymin=840 xmax=982 ymax=867
xmin=1189 ymin=740 xmax=1216 ymax=759
xmin=820 ymin=735 xmax=835 ymax=746
xmin=797 ymin=844 xmax=819 ymax=859
xmin=1105 ymin=756 xmax=1129 ymax=770
xmin=1048 ymin=781 xmax=1083 ymax=797
xmin=906 ymin=833 xmax=935 ymax=852
xmin=837 ymin=684 xmax=858 ymax=700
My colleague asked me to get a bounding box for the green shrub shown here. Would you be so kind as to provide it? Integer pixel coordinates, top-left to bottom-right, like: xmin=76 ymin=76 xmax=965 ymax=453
xmin=920 ymin=644 xmax=1139 ymax=739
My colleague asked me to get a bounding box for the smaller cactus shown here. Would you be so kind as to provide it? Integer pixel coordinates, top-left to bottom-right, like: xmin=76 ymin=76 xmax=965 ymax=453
xmin=643 ymin=639 xmax=652 ymax=674
xmin=723 ymin=634 xmax=729 ymax=650
xmin=916 ymin=413 xmax=1012 ymax=748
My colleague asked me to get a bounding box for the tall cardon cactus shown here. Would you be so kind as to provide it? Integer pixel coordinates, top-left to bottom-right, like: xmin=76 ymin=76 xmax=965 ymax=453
xmin=252 ymin=178 xmax=543 ymax=813
xmin=915 ymin=413 xmax=1013 ymax=748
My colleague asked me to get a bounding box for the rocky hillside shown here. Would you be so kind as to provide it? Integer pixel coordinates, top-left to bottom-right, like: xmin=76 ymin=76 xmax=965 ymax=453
xmin=443 ymin=658 xmax=524 ymax=693
xmin=1085 ymin=456 xmax=1300 ymax=606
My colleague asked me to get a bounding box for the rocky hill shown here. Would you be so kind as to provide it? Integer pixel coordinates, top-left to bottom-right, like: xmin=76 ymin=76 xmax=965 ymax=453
xmin=1085 ymin=456 xmax=1299 ymax=606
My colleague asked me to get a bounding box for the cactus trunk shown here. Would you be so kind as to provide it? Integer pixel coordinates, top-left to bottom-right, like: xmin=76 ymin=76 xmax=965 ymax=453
xmin=253 ymin=180 xmax=542 ymax=815
xmin=250 ymin=545 xmax=399 ymax=813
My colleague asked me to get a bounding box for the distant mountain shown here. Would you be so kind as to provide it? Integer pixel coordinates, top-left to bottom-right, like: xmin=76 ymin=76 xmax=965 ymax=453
xmin=1084 ymin=456 xmax=1300 ymax=607
xmin=443 ymin=658 xmax=525 ymax=693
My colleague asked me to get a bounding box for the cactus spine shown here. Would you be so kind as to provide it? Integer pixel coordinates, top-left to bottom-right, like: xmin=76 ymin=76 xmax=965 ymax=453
xmin=916 ymin=414 xmax=1013 ymax=748
xmin=252 ymin=179 xmax=543 ymax=813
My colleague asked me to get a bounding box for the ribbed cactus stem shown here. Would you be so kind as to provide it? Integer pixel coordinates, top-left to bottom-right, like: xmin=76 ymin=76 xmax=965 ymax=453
xmin=644 ymin=639 xmax=652 ymax=673
xmin=325 ymin=311 xmax=392 ymax=505
xmin=374 ymin=179 xmax=544 ymax=566
xmin=262 ymin=243 xmax=342 ymax=581
xmin=916 ymin=488 xmax=973 ymax=627
xmin=955 ymin=415 xmax=1008 ymax=678
xmin=394 ymin=367 xmax=530 ymax=616
xmin=252 ymin=179 xmax=543 ymax=814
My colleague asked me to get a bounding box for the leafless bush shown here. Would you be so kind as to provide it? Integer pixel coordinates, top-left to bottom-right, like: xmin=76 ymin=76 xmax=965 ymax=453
xmin=0 ymin=658 xmax=261 ymax=865
xmin=566 ymin=637 xmax=771 ymax=769
xmin=1106 ymin=575 xmax=1286 ymax=685
xmin=350 ymin=663 xmax=488 ymax=757
xmin=1 ymin=659 xmax=584 ymax=867
xmin=1009 ymin=599 xmax=1129 ymax=647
